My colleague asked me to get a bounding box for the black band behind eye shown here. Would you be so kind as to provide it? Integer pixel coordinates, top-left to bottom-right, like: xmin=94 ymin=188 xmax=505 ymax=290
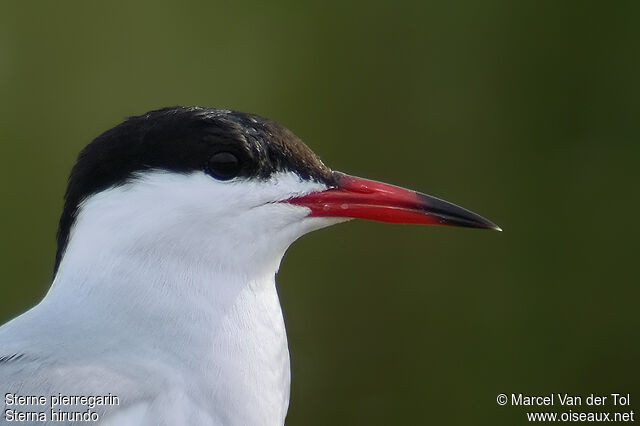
xmin=207 ymin=151 xmax=241 ymax=180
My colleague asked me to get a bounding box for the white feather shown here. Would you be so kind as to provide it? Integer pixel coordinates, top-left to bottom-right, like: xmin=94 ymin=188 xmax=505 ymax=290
xmin=0 ymin=170 xmax=345 ymax=425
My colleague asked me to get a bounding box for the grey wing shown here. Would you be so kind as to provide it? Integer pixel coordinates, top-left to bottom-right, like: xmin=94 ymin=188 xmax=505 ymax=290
xmin=0 ymin=355 xmax=220 ymax=426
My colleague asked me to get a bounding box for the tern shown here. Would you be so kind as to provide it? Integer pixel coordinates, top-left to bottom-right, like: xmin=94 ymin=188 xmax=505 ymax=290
xmin=0 ymin=107 xmax=499 ymax=425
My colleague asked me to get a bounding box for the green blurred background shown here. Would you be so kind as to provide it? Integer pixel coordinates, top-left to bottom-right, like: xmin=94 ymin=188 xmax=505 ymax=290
xmin=1 ymin=1 xmax=638 ymax=424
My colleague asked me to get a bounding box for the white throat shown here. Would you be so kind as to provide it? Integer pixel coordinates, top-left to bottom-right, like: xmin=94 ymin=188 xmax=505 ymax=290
xmin=41 ymin=170 xmax=341 ymax=424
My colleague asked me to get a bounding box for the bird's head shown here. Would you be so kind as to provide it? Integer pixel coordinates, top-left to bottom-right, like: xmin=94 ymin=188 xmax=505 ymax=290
xmin=55 ymin=107 xmax=499 ymax=279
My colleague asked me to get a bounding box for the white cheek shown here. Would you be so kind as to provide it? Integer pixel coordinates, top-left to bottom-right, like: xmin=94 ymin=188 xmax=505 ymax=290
xmin=62 ymin=170 xmax=338 ymax=275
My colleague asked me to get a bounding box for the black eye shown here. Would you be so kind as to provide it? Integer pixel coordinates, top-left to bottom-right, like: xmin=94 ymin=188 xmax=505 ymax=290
xmin=207 ymin=151 xmax=241 ymax=180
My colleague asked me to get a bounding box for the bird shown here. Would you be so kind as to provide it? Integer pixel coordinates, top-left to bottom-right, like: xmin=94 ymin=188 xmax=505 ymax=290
xmin=0 ymin=107 xmax=499 ymax=425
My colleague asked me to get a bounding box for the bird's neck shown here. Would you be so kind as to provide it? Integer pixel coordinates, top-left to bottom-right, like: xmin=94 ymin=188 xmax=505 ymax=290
xmin=43 ymin=204 xmax=292 ymax=423
xmin=49 ymin=238 xmax=288 ymax=347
